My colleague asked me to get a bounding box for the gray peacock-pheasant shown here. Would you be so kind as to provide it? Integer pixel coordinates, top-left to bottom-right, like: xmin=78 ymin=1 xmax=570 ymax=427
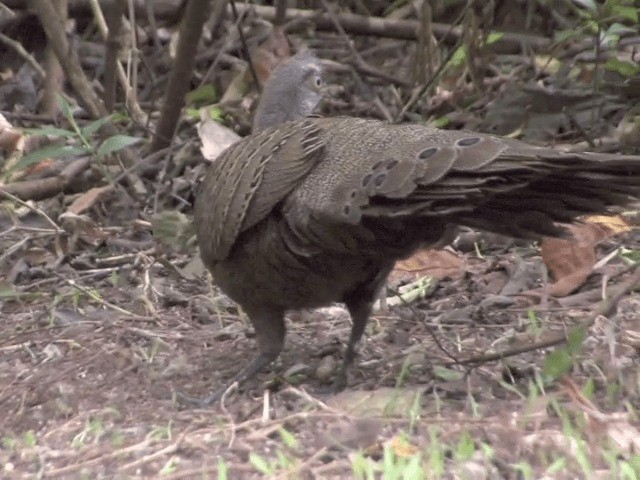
xmin=184 ymin=51 xmax=640 ymax=406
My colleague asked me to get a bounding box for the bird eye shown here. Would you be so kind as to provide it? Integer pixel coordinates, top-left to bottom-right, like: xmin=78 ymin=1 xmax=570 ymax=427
xmin=314 ymin=76 xmax=323 ymax=87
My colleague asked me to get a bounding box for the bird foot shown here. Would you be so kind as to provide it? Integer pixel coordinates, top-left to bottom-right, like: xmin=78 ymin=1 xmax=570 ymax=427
xmin=175 ymin=382 xmax=238 ymax=408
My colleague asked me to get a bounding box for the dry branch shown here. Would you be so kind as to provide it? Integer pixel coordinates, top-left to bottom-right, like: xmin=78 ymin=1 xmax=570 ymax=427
xmin=455 ymin=264 xmax=640 ymax=366
xmin=234 ymin=4 xmax=551 ymax=53
xmin=150 ymin=0 xmax=218 ymax=152
xmin=0 ymin=157 xmax=91 ymax=201
xmin=11 ymin=0 xmax=552 ymax=53
xmin=28 ymin=0 xmax=108 ymax=118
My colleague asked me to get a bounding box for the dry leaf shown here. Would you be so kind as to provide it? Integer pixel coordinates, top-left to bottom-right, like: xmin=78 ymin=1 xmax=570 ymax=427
xmin=562 ymin=376 xmax=640 ymax=455
xmin=197 ymin=108 xmax=240 ymax=161
xmin=66 ymin=186 xmax=113 ymax=215
xmin=327 ymin=387 xmax=425 ymax=416
xmin=0 ymin=112 xmax=26 ymax=177
xmin=389 ymin=248 xmax=464 ymax=285
xmin=539 ymin=216 xmax=630 ymax=297
xmin=220 ymin=27 xmax=291 ymax=104
xmin=251 ymin=26 xmax=291 ymax=86
xmin=390 ymin=436 xmax=420 ymax=458
xmin=583 ymin=214 xmax=630 ymax=235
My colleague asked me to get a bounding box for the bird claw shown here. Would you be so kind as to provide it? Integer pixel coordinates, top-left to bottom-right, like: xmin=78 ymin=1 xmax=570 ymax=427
xmin=175 ymin=382 xmax=238 ymax=408
xmin=175 ymin=390 xmax=218 ymax=408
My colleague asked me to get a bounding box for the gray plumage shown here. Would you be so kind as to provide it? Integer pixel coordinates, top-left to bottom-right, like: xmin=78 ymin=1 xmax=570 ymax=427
xmin=252 ymin=50 xmax=324 ymax=133
xmin=185 ymin=51 xmax=640 ymax=406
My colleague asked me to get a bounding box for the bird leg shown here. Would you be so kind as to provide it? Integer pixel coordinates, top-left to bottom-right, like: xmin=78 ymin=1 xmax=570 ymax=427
xmin=177 ymin=307 xmax=286 ymax=407
xmin=332 ymin=294 xmax=375 ymax=391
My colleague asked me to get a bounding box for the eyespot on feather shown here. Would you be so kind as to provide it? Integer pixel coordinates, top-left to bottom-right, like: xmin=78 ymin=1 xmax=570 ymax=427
xmin=457 ymin=137 xmax=481 ymax=147
xmin=418 ymin=147 xmax=438 ymax=159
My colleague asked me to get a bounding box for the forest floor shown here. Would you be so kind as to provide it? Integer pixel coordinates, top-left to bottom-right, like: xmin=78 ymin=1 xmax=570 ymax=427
xmin=1 ymin=217 xmax=639 ymax=478
xmin=1 ymin=2 xmax=640 ymax=478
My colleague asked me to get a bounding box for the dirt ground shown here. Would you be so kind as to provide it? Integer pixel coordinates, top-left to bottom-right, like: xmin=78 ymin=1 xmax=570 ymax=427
xmin=1 ymin=213 xmax=639 ymax=478
xmin=1 ymin=2 xmax=640 ymax=477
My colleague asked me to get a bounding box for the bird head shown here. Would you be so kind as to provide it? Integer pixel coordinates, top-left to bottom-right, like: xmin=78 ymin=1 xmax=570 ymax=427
xmin=253 ymin=50 xmax=324 ymax=132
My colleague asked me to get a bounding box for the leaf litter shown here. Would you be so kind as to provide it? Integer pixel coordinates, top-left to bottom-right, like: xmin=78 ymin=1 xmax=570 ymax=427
xmin=0 ymin=4 xmax=639 ymax=478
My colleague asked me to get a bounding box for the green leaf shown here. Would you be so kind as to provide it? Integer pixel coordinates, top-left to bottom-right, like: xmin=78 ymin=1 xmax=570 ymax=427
xmin=403 ymin=455 xmax=422 ymax=478
xmin=486 ymin=32 xmax=504 ymax=45
xmin=185 ymin=107 xmax=201 ymax=120
xmin=609 ymin=5 xmax=638 ymax=22
xmin=96 ymin=135 xmax=140 ymax=157
xmin=433 ymin=366 xmax=464 ymax=381
xmin=619 ymin=247 xmax=640 ymax=264
xmin=217 ymin=458 xmax=228 ymax=480
xmin=207 ymin=106 xmax=225 ymax=122
xmin=0 ymin=282 xmax=20 ymax=299
xmin=278 ymin=428 xmax=298 ymax=448
xmin=186 ymin=84 xmax=218 ymax=106
xmin=13 ymin=144 xmax=90 ymax=172
xmin=582 ymin=378 xmax=595 ymax=399
xmin=566 ymin=326 xmax=586 ymax=356
xmin=450 ymin=46 xmax=467 ymax=68
xmin=627 ymin=454 xmax=640 ymax=475
xmin=249 ymin=452 xmax=272 ymax=475
xmin=605 ymin=58 xmax=640 ymax=77
xmin=81 ymin=116 xmax=114 ymax=137
xmin=554 ymin=29 xmax=580 ymax=42
xmin=606 ymin=22 xmax=637 ymax=36
xmin=23 ymin=127 xmax=76 ymax=138
xmin=433 ymin=116 xmax=450 ymax=128
xmin=543 ymin=349 xmax=573 ymax=380
xmin=455 ymin=430 xmax=475 ymax=461
xmin=23 ymin=430 xmax=37 ymax=447
xmin=57 ymin=95 xmax=74 ymax=121
xmin=547 ymin=457 xmax=567 ymax=474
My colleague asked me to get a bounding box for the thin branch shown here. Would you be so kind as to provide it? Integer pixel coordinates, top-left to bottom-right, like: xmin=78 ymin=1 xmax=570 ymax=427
xmin=0 ymin=32 xmax=46 ymax=78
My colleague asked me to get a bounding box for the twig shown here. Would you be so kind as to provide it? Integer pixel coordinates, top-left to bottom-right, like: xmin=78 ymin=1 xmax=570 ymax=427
xmin=29 ymin=0 xmax=107 ymax=118
xmin=0 ymin=32 xmax=46 ymax=78
xmin=45 ymin=437 xmax=154 ymax=476
xmin=320 ymin=0 xmax=412 ymax=88
xmin=394 ymin=2 xmax=471 ymax=122
xmin=455 ymin=264 xmax=640 ymax=365
xmin=103 ymin=0 xmax=126 ymax=111
xmin=150 ymin=0 xmax=211 ymax=152
xmin=57 ymin=274 xmax=150 ymax=319
xmin=231 ymin=3 xmax=551 ymax=52
xmin=119 ymin=429 xmax=189 ymax=471
xmin=229 ymin=0 xmax=260 ymax=93
xmin=88 ymin=0 xmax=147 ymax=123
xmin=0 ymin=157 xmax=91 ymax=201
xmin=0 ymin=189 xmax=63 ymax=232
xmin=199 ymin=0 xmax=242 ymax=88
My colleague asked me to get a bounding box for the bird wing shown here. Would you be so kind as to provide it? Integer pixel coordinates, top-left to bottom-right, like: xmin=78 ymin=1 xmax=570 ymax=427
xmin=284 ymin=118 xmax=640 ymax=251
xmin=194 ymin=119 xmax=324 ymax=263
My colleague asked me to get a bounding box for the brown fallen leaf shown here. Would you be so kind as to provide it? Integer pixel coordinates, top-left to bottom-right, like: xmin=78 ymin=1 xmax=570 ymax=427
xmin=539 ymin=216 xmax=630 ymax=297
xmin=220 ymin=26 xmax=291 ymax=104
xmin=389 ymin=248 xmax=464 ymax=286
xmin=0 ymin=112 xmax=26 ymax=179
xmin=251 ymin=26 xmax=291 ymax=86
xmin=66 ymin=185 xmax=113 ymax=215
xmin=390 ymin=436 xmax=420 ymax=458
